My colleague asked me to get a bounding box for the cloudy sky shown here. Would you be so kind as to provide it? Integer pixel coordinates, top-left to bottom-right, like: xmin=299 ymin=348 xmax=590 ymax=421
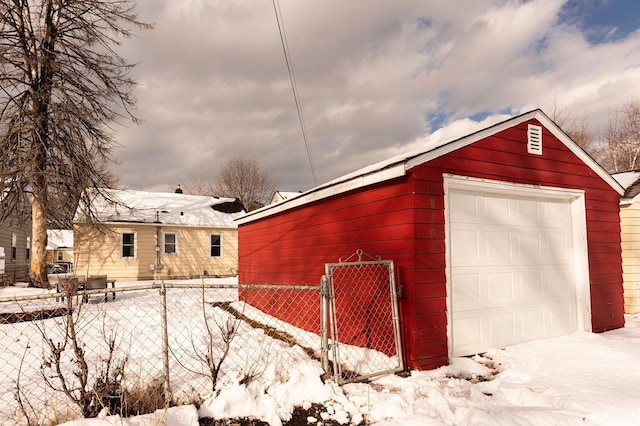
xmin=113 ymin=0 xmax=640 ymax=193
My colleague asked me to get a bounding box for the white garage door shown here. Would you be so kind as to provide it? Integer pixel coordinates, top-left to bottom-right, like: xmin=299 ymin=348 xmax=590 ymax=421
xmin=449 ymin=187 xmax=579 ymax=356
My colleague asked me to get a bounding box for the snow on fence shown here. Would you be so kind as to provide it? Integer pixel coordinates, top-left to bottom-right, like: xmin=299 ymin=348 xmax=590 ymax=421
xmin=0 ymin=282 xmax=324 ymax=425
xmin=0 ymin=272 xmax=403 ymax=424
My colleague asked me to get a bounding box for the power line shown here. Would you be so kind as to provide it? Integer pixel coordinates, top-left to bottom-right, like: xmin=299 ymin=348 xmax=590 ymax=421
xmin=272 ymin=0 xmax=318 ymax=186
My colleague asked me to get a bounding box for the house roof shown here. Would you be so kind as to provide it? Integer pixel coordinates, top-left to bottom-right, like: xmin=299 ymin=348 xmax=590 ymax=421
xmin=612 ymin=170 xmax=640 ymax=203
xmin=238 ymin=109 xmax=624 ymax=225
xmin=46 ymin=229 xmax=73 ymax=250
xmin=270 ymin=190 xmax=302 ymax=204
xmin=77 ymin=189 xmax=245 ymax=228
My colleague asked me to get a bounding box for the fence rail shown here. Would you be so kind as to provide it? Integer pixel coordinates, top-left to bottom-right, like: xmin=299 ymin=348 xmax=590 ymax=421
xmin=0 ymin=261 xmax=403 ymax=424
xmin=0 ymin=281 xmax=324 ymax=425
xmin=1 ymin=265 xmax=29 ymax=286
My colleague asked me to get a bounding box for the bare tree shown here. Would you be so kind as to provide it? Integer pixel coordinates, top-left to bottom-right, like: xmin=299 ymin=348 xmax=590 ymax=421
xmin=215 ymin=158 xmax=277 ymax=211
xmin=0 ymin=0 xmax=151 ymax=286
xmin=37 ymin=288 xmax=129 ymax=418
xmin=182 ymin=171 xmax=216 ymax=197
xmin=548 ymin=97 xmax=602 ymax=161
xmin=604 ymin=100 xmax=640 ymax=173
xmin=185 ymin=158 xmax=276 ymax=211
xmin=48 ymin=157 xmax=121 ymax=229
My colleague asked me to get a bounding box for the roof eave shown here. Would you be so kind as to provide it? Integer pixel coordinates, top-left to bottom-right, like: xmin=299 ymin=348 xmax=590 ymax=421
xmin=405 ymin=110 xmax=624 ymax=196
xmin=236 ymin=163 xmax=407 ymax=224
xmin=533 ymin=111 xmax=624 ymax=196
xmin=621 ymin=192 xmax=640 ymax=205
xmin=82 ymin=220 xmax=237 ymax=229
xmin=237 ymin=109 xmax=624 ymax=225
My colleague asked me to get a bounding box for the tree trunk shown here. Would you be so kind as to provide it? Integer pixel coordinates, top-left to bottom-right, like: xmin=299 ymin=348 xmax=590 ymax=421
xmin=30 ymin=190 xmax=48 ymax=288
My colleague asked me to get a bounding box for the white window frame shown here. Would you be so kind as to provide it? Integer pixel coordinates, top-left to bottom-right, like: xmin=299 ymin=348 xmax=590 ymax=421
xmin=11 ymin=232 xmax=17 ymax=261
xmin=164 ymin=232 xmax=177 ymax=255
xmin=210 ymin=234 xmax=223 ymax=258
xmin=121 ymin=232 xmax=136 ymax=258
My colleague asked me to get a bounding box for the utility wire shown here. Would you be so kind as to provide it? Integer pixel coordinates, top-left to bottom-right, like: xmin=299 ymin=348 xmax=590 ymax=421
xmin=272 ymin=0 xmax=318 ymax=186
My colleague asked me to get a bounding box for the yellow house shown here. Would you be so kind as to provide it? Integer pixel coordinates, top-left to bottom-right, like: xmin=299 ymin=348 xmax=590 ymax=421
xmin=46 ymin=229 xmax=74 ymax=268
xmin=613 ymin=170 xmax=640 ymax=314
xmin=73 ymin=188 xmax=245 ymax=282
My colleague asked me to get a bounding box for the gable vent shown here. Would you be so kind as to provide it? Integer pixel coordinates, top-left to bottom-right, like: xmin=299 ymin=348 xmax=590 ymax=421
xmin=527 ymin=124 xmax=542 ymax=155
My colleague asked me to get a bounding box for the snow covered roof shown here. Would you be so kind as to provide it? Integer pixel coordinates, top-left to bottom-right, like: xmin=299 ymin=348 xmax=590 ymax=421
xmin=270 ymin=190 xmax=302 ymax=204
xmin=46 ymin=229 xmax=73 ymax=250
xmin=612 ymin=170 xmax=640 ymax=189
xmin=238 ymin=109 xmax=624 ymax=225
xmin=612 ymin=170 xmax=640 ymax=202
xmin=78 ymin=189 xmax=245 ymax=228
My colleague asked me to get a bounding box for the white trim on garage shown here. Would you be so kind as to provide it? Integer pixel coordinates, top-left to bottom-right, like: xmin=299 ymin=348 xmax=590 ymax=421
xmin=238 ymin=110 xmax=624 ymax=226
xmin=443 ymin=174 xmax=591 ymax=358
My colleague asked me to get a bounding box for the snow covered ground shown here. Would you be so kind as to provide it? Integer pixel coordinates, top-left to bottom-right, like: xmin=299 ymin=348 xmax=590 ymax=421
xmin=2 ymin=281 xmax=640 ymax=426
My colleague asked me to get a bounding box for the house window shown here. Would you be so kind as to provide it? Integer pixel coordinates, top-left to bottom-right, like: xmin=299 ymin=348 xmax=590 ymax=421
xmin=11 ymin=233 xmax=17 ymax=261
xmin=164 ymin=233 xmax=177 ymax=254
xmin=122 ymin=232 xmax=136 ymax=258
xmin=56 ymin=251 xmax=64 ymax=262
xmin=210 ymin=234 xmax=222 ymax=257
xmin=26 ymin=236 xmax=30 ymax=260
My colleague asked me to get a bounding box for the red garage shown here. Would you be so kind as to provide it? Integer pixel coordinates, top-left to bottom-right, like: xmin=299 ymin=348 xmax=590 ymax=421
xmin=237 ymin=109 xmax=625 ymax=370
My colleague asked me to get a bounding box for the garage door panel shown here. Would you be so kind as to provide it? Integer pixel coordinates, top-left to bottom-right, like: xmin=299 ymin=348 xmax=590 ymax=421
xmin=450 ymin=192 xmax=478 ymax=222
xmin=521 ymin=309 xmax=545 ymax=339
xmin=452 ymin=272 xmax=481 ymax=304
xmin=452 ymin=317 xmax=482 ymax=351
xmin=512 ymin=231 xmax=541 ymax=261
xmin=541 ymin=200 xmax=572 ymax=227
xmin=454 ymin=266 xmax=574 ymax=305
xmin=452 ymin=224 xmax=571 ymax=266
xmin=521 ymin=270 xmax=545 ymax=299
xmin=453 ymin=193 xmax=565 ymax=227
xmin=450 ymin=189 xmax=579 ymax=356
xmin=486 ymin=230 xmax=512 ymax=260
xmin=547 ymin=304 xmax=577 ymax=335
xmin=452 ymin=227 xmax=514 ymax=266
xmin=489 ymin=312 xmax=516 ymax=346
xmin=452 ymin=303 xmax=577 ymax=356
xmin=451 ymin=228 xmax=480 ymax=261
xmin=487 ymin=271 xmax=514 ymax=302
xmin=542 ymin=267 xmax=576 ymax=300
xmin=513 ymin=198 xmax=539 ymax=223
xmin=542 ymin=232 xmax=572 ymax=261
xmin=482 ymin=197 xmax=511 ymax=224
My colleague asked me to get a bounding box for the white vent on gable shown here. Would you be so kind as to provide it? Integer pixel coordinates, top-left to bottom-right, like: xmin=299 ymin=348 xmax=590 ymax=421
xmin=527 ymin=124 xmax=542 ymax=155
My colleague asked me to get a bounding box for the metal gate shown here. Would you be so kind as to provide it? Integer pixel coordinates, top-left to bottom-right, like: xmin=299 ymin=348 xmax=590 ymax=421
xmin=321 ymin=250 xmax=403 ymax=384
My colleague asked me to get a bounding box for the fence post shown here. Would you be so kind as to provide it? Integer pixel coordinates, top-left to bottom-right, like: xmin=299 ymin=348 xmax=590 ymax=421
xmin=320 ymin=275 xmax=330 ymax=374
xmin=159 ymin=280 xmax=172 ymax=404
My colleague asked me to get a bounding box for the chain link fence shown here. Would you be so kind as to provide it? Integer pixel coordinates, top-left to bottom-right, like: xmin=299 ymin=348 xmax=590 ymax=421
xmin=323 ymin=250 xmax=404 ymax=384
xmin=1 ymin=265 xmax=29 ymax=286
xmin=0 ymin=251 xmax=403 ymax=424
xmin=0 ymin=281 xmax=323 ymax=425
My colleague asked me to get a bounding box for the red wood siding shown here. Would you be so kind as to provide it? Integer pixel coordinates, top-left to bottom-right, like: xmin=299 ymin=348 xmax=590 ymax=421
xmin=238 ymin=117 xmax=624 ymax=371
xmin=239 ymin=179 xmax=417 ymax=353
xmin=406 ymin=119 xmax=624 ymax=343
xmin=240 ymin=180 xmax=416 ymax=284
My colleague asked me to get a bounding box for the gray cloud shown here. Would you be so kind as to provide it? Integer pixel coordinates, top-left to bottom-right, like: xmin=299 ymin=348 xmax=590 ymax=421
xmin=112 ymin=0 xmax=640 ymax=192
